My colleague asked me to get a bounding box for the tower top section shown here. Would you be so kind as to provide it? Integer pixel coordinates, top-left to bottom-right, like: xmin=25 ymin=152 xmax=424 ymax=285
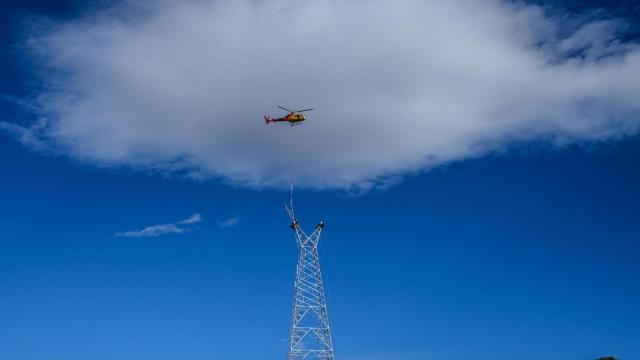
xmin=285 ymin=184 xmax=324 ymax=232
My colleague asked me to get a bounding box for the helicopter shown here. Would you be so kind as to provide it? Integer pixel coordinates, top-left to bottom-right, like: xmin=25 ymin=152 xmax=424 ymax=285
xmin=264 ymin=106 xmax=313 ymax=126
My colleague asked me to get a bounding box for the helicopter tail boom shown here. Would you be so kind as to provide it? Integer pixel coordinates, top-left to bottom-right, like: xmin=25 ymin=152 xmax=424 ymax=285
xmin=265 ymin=116 xmax=286 ymax=124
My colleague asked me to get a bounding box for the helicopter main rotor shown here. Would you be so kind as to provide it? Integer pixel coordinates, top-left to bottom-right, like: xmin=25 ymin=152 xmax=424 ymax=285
xmin=278 ymin=106 xmax=313 ymax=113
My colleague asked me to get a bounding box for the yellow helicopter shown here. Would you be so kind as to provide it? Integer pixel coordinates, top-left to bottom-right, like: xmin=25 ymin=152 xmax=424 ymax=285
xmin=264 ymin=106 xmax=313 ymax=126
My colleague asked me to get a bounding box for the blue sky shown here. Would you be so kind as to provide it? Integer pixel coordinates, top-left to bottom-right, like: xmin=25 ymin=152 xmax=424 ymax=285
xmin=1 ymin=1 xmax=639 ymax=359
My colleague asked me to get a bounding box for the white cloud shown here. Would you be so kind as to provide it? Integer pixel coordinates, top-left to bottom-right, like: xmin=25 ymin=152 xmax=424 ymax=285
xmin=115 ymin=213 xmax=203 ymax=238
xmin=217 ymin=216 xmax=240 ymax=229
xmin=15 ymin=0 xmax=640 ymax=190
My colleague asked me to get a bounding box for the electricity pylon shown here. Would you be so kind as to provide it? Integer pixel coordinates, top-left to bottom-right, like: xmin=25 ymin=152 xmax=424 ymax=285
xmin=286 ymin=199 xmax=334 ymax=360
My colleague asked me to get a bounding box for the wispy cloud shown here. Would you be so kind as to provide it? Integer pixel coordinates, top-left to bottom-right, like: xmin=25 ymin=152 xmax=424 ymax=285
xmin=115 ymin=213 xmax=203 ymax=238
xmin=217 ymin=216 xmax=240 ymax=229
xmin=0 ymin=118 xmax=49 ymax=151
xmin=178 ymin=213 xmax=202 ymax=225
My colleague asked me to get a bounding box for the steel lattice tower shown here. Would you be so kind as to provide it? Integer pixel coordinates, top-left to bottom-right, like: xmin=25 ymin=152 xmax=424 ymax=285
xmin=286 ymin=201 xmax=334 ymax=360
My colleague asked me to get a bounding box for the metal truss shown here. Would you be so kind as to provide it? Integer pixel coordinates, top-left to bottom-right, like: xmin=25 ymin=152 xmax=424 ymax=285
xmin=286 ymin=202 xmax=334 ymax=360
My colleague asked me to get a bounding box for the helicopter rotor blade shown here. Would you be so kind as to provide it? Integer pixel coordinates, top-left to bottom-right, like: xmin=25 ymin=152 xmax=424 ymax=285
xmin=295 ymin=108 xmax=314 ymax=113
xmin=278 ymin=106 xmax=293 ymax=112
